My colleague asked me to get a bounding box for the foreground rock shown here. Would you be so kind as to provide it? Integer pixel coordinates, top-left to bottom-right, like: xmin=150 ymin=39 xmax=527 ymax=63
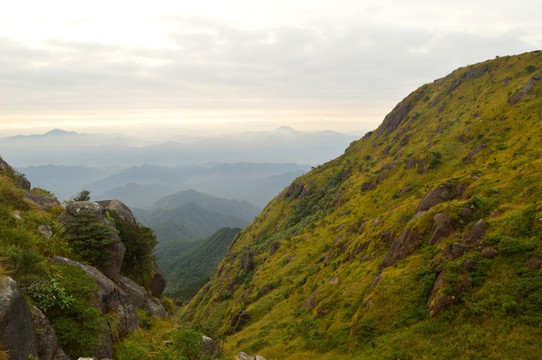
xmin=0 ymin=276 xmax=39 ymax=360
xmin=53 ymin=257 xmax=139 ymax=356
xmin=146 ymin=260 xmax=166 ymax=298
xmin=119 ymin=275 xmax=167 ymax=317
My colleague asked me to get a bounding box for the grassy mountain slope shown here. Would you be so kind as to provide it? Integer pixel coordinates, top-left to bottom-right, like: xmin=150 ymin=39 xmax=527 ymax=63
xmin=183 ymin=51 xmax=542 ymax=359
xmin=165 ymin=227 xmax=241 ymax=301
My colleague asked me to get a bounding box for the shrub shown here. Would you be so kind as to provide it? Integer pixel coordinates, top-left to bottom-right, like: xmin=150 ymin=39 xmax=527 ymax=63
xmin=71 ymin=189 xmax=91 ymax=201
xmin=110 ymin=212 xmax=157 ymax=285
xmin=170 ymin=328 xmax=202 ymax=359
xmin=29 ymin=278 xmax=75 ymax=313
xmin=64 ymin=210 xmax=117 ymax=267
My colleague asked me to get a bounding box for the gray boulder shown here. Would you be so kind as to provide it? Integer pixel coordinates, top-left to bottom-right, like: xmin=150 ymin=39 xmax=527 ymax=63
xmin=0 ymin=276 xmax=39 ymax=360
xmin=24 ymin=191 xmax=61 ymax=211
xmin=241 ymin=249 xmax=254 ymax=273
xmin=428 ymin=213 xmax=459 ymax=246
xmin=201 ymin=335 xmax=220 ymax=358
xmin=53 ymin=257 xmax=139 ymax=353
xmin=119 ymin=275 xmax=167 ymax=318
xmin=97 ymin=200 xmax=138 ymax=227
xmin=417 ymin=183 xmax=453 ymax=212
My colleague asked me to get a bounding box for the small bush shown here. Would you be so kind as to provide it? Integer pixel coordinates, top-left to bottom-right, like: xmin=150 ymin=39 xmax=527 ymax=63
xmin=170 ymin=328 xmax=202 ymax=359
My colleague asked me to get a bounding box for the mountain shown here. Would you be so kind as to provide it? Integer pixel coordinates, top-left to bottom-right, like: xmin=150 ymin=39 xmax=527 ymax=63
xmin=183 ymin=51 xmax=542 ymax=359
xmin=2 ymin=127 xmax=360 ymax=167
xmin=165 ymin=227 xmax=241 ymax=302
xmin=19 ymin=162 xmax=309 ymax=207
xmin=150 ymin=189 xmax=260 ymax=219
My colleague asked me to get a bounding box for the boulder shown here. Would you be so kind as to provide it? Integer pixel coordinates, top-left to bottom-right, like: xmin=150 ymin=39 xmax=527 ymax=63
xmin=59 ymin=201 xmax=126 ymax=282
xmin=201 ymin=335 xmax=220 ymax=358
xmin=269 ymin=241 xmax=280 ymax=255
xmin=97 ymin=200 xmax=138 ymax=227
xmin=53 ymin=258 xmax=139 ymax=340
xmin=463 ymin=219 xmax=486 ymax=246
xmin=451 ymin=242 xmax=468 ymax=258
xmin=24 ymin=191 xmax=61 ymax=211
xmin=428 ymin=213 xmax=459 ymax=245
xmin=119 ymin=275 xmax=167 ymax=318
xmin=30 ymin=305 xmax=66 ymax=360
xmin=417 ymin=183 xmax=453 ymax=212
xmin=241 ymin=249 xmax=254 ymax=273
xmin=380 ymin=229 xmax=423 ymax=269
xmin=0 ymin=276 xmax=39 ymax=360
xmin=236 ymin=353 xmax=254 ymax=360
xmin=146 ymin=261 xmax=166 ymax=298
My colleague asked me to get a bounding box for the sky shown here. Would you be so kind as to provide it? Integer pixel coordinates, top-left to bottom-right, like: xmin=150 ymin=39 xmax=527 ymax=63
xmin=0 ymin=0 xmax=540 ymax=138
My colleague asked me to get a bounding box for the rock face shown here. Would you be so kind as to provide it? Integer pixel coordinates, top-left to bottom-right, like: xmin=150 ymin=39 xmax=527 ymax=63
xmin=0 ymin=276 xmax=39 ymax=360
xmin=119 ymin=275 xmax=167 ymax=318
xmin=463 ymin=219 xmax=486 ymax=246
xmin=59 ymin=201 xmax=126 ymax=282
xmin=53 ymin=257 xmax=139 ymax=355
xmin=30 ymin=306 xmax=68 ymax=360
xmin=146 ymin=260 xmax=166 ymax=298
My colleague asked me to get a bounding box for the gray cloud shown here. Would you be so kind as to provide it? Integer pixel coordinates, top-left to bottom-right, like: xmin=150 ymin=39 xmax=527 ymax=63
xmin=0 ymin=20 xmax=537 ymax=121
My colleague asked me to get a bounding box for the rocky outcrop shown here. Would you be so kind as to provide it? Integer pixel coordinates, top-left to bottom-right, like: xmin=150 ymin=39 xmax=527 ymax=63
xmin=417 ymin=183 xmax=453 ymax=212
xmin=509 ymin=74 xmax=540 ymax=104
xmin=24 ymin=191 xmax=61 ymax=211
xmin=59 ymin=201 xmax=126 ymax=282
xmin=146 ymin=260 xmax=166 ymax=298
xmin=241 ymin=249 xmax=255 ymax=273
xmin=428 ymin=213 xmax=459 ymax=245
xmin=53 ymin=257 xmax=139 ymax=353
xmin=463 ymin=219 xmax=486 ymax=247
xmin=30 ymin=306 xmax=69 ymax=360
xmin=376 ymin=101 xmax=412 ymax=136
xmin=466 ymin=143 xmax=487 ymax=164
xmin=0 ymin=276 xmax=39 ymax=360
xmin=380 ymin=229 xmax=423 ymax=269
xmin=119 ymin=275 xmax=167 ymax=318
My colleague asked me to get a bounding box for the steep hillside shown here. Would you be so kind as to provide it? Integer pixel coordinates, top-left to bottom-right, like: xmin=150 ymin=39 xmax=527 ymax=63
xmin=184 ymin=51 xmax=542 ymax=359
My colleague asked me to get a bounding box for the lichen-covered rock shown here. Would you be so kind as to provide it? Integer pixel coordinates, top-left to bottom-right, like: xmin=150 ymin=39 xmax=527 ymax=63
xmin=0 ymin=276 xmax=39 ymax=360
xmin=481 ymin=248 xmax=498 ymax=259
xmin=524 ymin=256 xmax=542 ymax=270
xmin=466 ymin=143 xmax=487 ymax=164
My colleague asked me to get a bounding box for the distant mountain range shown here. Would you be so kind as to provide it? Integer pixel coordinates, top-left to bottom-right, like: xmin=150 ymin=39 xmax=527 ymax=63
xmin=1 ymin=127 xmax=361 ymax=167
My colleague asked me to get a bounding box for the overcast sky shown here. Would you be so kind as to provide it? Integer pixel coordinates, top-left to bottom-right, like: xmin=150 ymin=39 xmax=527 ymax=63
xmin=0 ymin=0 xmax=540 ymax=137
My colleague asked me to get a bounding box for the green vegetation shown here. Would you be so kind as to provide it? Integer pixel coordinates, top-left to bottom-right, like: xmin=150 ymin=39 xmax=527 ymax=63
xmin=63 ymin=210 xmax=118 ymax=267
xmin=183 ymin=51 xmax=542 ymax=359
xmin=165 ymin=227 xmax=241 ymax=303
xmin=110 ymin=212 xmax=158 ymax=285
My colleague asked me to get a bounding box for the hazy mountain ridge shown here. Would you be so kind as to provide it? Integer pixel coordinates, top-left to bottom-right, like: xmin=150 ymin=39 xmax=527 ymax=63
xmin=183 ymin=51 xmax=542 ymax=359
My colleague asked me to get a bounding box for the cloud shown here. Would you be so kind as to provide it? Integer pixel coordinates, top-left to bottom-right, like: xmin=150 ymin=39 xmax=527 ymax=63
xmin=0 ymin=17 xmax=538 ymax=128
